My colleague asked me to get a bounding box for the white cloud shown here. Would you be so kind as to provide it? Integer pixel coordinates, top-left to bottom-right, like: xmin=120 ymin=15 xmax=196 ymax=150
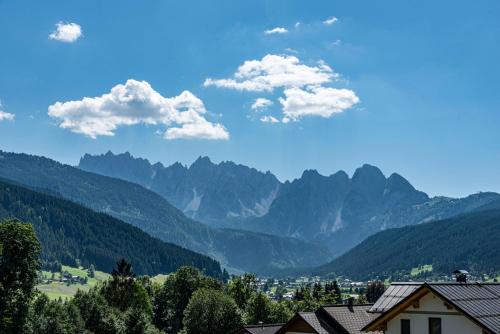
xmin=204 ymin=54 xmax=335 ymax=92
xmin=205 ymin=54 xmax=359 ymax=123
xmin=294 ymin=22 xmax=301 ymax=29
xmin=48 ymin=79 xmax=229 ymax=140
xmin=264 ymin=27 xmax=288 ymax=35
xmin=280 ymin=86 xmax=359 ymax=122
xmin=323 ymin=16 xmax=338 ymax=25
xmin=0 ymin=102 xmax=14 ymax=121
xmin=0 ymin=111 xmax=15 ymax=121
xmin=260 ymin=115 xmax=279 ymax=123
xmin=251 ymin=98 xmax=273 ymax=111
xmin=49 ymin=22 xmax=82 ymax=43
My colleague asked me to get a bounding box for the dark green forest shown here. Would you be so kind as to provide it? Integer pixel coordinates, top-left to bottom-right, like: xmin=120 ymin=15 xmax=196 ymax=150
xmin=314 ymin=208 xmax=500 ymax=280
xmin=0 ymin=178 xmax=223 ymax=277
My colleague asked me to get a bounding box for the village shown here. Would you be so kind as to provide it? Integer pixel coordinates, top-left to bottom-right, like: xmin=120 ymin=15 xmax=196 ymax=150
xmin=238 ymin=271 xmax=500 ymax=334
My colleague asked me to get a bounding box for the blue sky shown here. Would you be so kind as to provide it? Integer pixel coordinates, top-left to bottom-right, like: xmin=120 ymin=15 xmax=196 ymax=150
xmin=1 ymin=0 xmax=499 ymax=197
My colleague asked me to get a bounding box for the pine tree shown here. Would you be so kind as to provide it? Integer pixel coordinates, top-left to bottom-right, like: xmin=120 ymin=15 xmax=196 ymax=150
xmin=88 ymin=264 xmax=95 ymax=278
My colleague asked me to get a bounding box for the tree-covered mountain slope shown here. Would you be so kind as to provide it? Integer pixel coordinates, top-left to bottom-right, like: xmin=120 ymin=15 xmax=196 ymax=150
xmin=79 ymin=151 xmax=281 ymax=226
xmin=313 ymin=208 xmax=500 ymax=280
xmin=0 ymin=150 xmax=331 ymax=274
xmin=0 ymin=178 xmax=222 ymax=277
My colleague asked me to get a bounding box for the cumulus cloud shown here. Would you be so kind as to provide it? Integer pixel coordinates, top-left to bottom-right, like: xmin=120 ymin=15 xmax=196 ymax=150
xmin=323 ymin=16 xmax=338 ymax=25
xmin=264 ymin=27 xmax=288 ymax=34
xmin=0 ymin=102 xmax=14 ymax=121
xmin=260 ymin=115 xmax=279 ymax=123
xmin=204 ymin=54 xmax=335 ymax=92
xmin=280 ymin=86 xmax=359 ymax=123
xmin=0 ymin=111 xmax=15 ymax=121
xmin=48 ymin=79 xmax=229 ymax=140
xmin=205 ymin=54 xmax=359 ymax=123
xmin=251 ymin=98 xmax=273 ymax=111
xmin=49 ymin=22 xmax=82 ymax=43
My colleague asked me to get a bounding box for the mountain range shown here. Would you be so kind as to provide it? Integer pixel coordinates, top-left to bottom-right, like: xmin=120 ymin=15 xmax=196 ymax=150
xmin=0 ymin=150 xmax=330 ymax=275
xmin=79 ymin=152 xmax=281 ymax=226
xmin=79 ymin=152 xmax=500 ymax=255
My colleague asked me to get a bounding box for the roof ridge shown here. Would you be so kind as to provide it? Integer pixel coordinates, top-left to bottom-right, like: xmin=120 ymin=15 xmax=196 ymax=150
xmin=243 ymin=323 xmax=285 ymax=328
xmin=322 ymin=303 xmax=374 ymax=307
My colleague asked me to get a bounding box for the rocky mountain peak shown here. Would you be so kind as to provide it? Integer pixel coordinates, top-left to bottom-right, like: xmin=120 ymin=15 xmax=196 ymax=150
xmin=190 ymin=156 xmax=214 ymax=170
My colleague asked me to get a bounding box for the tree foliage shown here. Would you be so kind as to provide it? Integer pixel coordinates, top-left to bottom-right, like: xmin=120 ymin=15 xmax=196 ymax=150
xmin=183 ymin=288 xmax=242 ymax=334
xmin=153 ymin=266 xmax=223 ymax=333
xmin=227 ymin=273 xmax=257 ymax=309
xmin=365 ymin=281 xmax=385 ymax=303
xmin=0 ymin=219 xmax=41 ymax=333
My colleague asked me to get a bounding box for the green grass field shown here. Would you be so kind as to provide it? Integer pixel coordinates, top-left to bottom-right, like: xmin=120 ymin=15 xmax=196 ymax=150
xmin=410 ymin=264 xmax=433 ymax=277
xmin=38 ymin=265 xmax=172 ymax=300
xmin=37 ymin=265 xmax=110 ymax=300
xmin=150 ymin=273 xmax=170 ymax=285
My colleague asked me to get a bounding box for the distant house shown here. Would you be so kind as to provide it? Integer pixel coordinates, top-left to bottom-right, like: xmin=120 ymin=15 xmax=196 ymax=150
xmin=363 ymin=282 xmax=500 ymax=334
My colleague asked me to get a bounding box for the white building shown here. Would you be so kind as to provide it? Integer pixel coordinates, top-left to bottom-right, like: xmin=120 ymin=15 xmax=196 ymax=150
xmin=363 ymin=282 xmax=500 ymax=334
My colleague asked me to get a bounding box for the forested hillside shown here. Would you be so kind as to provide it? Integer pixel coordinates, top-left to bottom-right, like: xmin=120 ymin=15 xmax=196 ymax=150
xmin=313 ymin=209 xmax=500 ymax=280
xmin=0 ymin=178 xmax=223 ymax=277
xmin=0 ymin=151 xmax=331 ymax=274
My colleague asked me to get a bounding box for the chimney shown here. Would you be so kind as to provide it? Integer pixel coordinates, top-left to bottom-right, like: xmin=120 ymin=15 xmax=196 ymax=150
xmin=347 ymin=297 xmax=354 ymax=311
xmin=453 ymin=270 xmax=468 ymax=283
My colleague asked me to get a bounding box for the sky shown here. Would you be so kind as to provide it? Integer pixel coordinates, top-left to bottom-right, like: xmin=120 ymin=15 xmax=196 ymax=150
xmin=1 ymin=0 xmax=499 ymax=197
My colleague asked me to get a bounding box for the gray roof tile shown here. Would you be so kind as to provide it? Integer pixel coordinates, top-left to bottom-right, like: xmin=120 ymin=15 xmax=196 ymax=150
xmin=322 ymin=305 xmax=382 ymax=333
xmin=430 ymin=283 xmax=500 ymax=334
xmin=242 ymin=324 xmax=283 ymax=334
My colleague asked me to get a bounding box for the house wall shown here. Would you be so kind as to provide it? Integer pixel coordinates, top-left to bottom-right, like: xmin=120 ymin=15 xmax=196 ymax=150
xmin=385 ymin=292 xmax=483 ymax=334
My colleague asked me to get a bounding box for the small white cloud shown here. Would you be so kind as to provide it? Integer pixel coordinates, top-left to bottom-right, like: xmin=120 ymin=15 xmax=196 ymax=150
xmin=0 ymin=102 xmax=14 ymax=121
xmin=295 ymin=22 xmax=301 ymax=29
xmin=0 ymin=111 xmax=15 ymax=121
xmin=260 ymin=115 xmax=279 ymax=123
xmin=251 ymin=98 xmax=273 ymax=111
xmin=204 ymin=54 xmax=336 ymax=92
xmin=48 ymin=79 xmax=229 ymax=140
xmin=323 ymin=16 xmax=339 ymax=25
xmin=264 ymin=27 xmax=288 ymax=35
xmin=49 ymin=22 xmax=82 ymax=43
xmin=280 ymin=86 xmax=359 ymax=122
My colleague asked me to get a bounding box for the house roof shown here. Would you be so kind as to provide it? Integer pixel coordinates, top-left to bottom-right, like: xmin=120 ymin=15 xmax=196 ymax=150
xmin=364 ymin=282 xmax=500 ymax=333
xmin=430 ymin=283 xmax=500 ymax=333
xmin=369 ymin=283 xmax=420 ymax=313
xmin=276 ymin=305 xmax=381 ymax=334
xmin=238 ymin=324 xmax=284 ymax=334
xmin=321 ymin=304 xmax=381 ymax=334
xmin=298 ymin=311 xmax=337 ymax=334
xmin=276 ymin=311 xmax=338 ymax=334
